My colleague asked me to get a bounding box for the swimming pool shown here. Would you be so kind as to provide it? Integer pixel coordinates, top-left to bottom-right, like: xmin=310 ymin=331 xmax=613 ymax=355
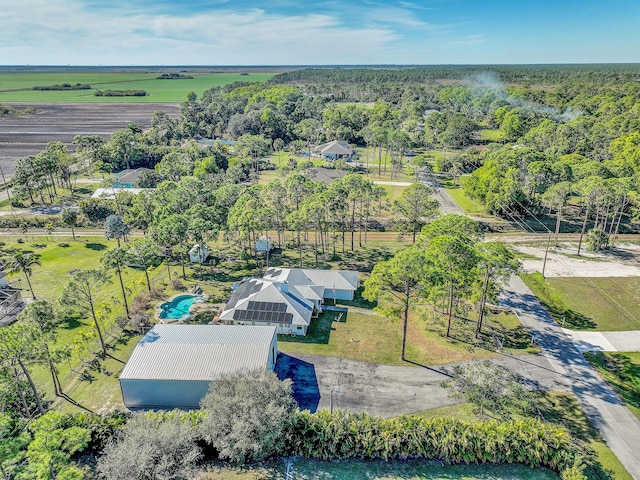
xmin=158 ymin=295 xmax=204 ymax=321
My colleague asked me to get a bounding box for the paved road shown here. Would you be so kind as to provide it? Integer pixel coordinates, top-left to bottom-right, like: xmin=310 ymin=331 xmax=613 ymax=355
xmin=501 ymin=275 xmax=640 ymax=479
xmin=276 ymin=351 xmax=567 ymax=418
xmin=430 ymin=185 xmax=465 ymax=215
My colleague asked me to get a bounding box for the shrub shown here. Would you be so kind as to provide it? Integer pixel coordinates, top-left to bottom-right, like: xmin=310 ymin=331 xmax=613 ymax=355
xmin=286 ymin=410 xmax=581 ymax=472
xmin=170 ymin=278 xmax=186 ymax=291
xmin=96 ymin=413 xmax=201 ymax=480
xmin=149 ymin=285 xmax=165 ymax=299
xmin=200 ymin=370 xmax=295 ymax=464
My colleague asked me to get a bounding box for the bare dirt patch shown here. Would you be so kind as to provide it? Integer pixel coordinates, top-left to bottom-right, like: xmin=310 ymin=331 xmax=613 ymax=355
xmin=515 ymin=242 xmax=640 ymax=277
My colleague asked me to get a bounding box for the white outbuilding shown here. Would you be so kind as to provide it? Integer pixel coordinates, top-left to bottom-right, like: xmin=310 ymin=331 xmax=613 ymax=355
xmin=119 ymin=324 xmax=278 ymax=409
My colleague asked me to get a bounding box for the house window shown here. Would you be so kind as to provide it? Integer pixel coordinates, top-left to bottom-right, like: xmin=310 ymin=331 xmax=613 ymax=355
xmin=296 ymin=326 xmax=302 ymax=330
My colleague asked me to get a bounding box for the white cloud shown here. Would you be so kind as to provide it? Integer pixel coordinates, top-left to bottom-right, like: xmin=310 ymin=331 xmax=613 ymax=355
xmin=0 ymin=0 xmax=404 ymax=64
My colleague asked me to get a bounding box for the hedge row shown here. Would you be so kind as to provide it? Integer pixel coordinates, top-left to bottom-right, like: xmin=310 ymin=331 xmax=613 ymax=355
xmin=286 ymin=410 xmax=581 ymax=474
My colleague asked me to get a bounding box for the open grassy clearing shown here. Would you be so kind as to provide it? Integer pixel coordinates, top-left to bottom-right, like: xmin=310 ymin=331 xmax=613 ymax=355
xmin=584 ymin=351 xmax=640 ymax=421
xmin=520 ymin=273 xmax=640 ymax=331
xmin=0 ymin=71 xmax=275 ymax=102
xmin=479 ymin=129 xmax=505 ymax=142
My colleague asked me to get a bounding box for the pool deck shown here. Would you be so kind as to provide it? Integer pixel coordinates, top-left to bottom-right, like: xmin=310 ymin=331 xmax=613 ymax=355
xmin=154 ymin=292 xmax=209 ymax=323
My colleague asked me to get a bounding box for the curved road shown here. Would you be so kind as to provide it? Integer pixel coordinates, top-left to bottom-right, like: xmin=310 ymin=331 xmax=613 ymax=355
xmin=501 ymin=275 xmax=640 ymax=479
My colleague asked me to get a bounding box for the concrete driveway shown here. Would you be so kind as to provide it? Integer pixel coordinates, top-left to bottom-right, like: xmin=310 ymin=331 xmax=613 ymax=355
xmin=276 ymin=351 xmax=566 ymax=418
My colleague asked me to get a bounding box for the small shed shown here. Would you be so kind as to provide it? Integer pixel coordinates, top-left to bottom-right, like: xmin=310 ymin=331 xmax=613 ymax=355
xmin=119 ymin=325 xmax=278 ymax=409
xmin=256 ymin=236 xmax=273 ymax=253
xmin=189 ymin=244 xmax=209 ymax=263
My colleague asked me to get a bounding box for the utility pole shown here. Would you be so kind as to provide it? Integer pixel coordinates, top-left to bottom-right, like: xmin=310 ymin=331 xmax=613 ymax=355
xmin=541 ymin=233 xmax=552 ymax=278
xmin=0 ymin=165 xmax=14 ymax=212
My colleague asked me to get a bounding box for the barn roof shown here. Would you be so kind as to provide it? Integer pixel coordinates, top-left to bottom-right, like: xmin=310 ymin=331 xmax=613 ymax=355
xmin=119 ymin=325 xmax=276 ymax=381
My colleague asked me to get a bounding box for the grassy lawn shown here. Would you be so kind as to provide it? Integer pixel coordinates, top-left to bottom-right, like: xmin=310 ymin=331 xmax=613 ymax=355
xmin=584 ymin=351 xmax=640 ymax=420
xmin=279 ymin=301 xmax=534 ymax=366
xmin=196 ymin=458 xmax=559 ymax=479
xmin=0 ymin=71 xmax=275 ymax=102
xmin=520 ymin=273 xmax=640 ymax=331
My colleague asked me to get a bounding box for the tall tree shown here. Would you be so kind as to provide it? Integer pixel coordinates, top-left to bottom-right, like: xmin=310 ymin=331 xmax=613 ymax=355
xmin=473 ymin=243 xmax=519 ymax=338
xmin=17 ymin=300 xmax=64 ymax=395
xmin=104 ymin=214 xmax=130 ymax=247
xmin=60 ymin=270 xmax=112 ymax=356
xmin=100 ymin=248 xmax=130 ymax=317
xmin=392 ymin=183 xmax=440 ymax=243
xmin=541 ymin=181 xmax=572 ymax=248
xmin=61 ymin=208 xmax=78 ymax=241
xmin=0 ymin=324 xmax=46 ymax=415
xmin=4 ymin=251 xmax=40 ymax=300
xmin=363 ymin=246 xmax=433 ymax=361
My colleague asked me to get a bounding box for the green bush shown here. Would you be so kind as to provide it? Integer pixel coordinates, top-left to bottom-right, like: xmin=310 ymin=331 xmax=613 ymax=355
xmin=285 ymin=410 xmax=582 ymax=473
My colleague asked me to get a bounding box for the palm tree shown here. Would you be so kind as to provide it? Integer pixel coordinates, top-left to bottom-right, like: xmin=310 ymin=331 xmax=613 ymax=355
xmin=5 ymin=251 xmax=40 ymax=299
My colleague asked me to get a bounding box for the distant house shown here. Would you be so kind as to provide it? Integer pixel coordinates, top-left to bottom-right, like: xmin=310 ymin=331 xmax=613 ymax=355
xmin=263 ymin=268 xmax=359 ymax=301
xmin=189 ymin=244 xmax=209 ymax=264
xmin=113 ymin=168 xmax=151 ymax=188
xmin=119 ymin=325 xmax=278 ymax=409
xmin=256 ymin=236 xmax=273 ymax=253
xmin=313 ymin=140 xmax=353 ymax=160
xmin=219 ymin=279 xmax=315 ymax=336
xmin=91 ymin=188 xmax=151 ymax=199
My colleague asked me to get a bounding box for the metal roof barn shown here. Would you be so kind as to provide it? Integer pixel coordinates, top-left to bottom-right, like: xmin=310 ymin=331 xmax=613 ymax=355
xmin=119 ymin=324 xmax=277 ymax=409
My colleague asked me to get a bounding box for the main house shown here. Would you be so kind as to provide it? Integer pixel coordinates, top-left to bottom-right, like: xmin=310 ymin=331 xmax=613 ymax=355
xmin=219 ymin=268 xmax=358 ymax=336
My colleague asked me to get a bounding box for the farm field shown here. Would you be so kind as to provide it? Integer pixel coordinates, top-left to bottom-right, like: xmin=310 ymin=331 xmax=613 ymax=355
xmin=0 ymin=69 xmax=278 ymax=103
xmin=0 ymin=102 xmax=180 ymax=174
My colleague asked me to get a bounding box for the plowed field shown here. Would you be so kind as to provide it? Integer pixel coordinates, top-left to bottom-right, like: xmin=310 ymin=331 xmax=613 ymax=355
xmin=0 ymin=102 xmax=179 ymax=176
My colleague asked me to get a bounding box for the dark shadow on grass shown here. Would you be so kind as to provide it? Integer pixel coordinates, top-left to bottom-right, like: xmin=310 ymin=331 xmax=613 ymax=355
xmin=58 ymin=392 xmax=95 ymax=414
xmin=403 ymin=359 xmax=453 ymax=378
xmin=105 ymin=352 xmax=126 ymax=364
xmin=85 ymin=242 xmax=107 ymax=251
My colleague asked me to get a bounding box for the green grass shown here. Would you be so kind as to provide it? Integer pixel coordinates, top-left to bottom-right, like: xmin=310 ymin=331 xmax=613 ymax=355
xmin=443 ymin=184 xmax=486 ymax=215
xmin=278 ymin=302 xmax=534 ymax=366
xmin=284 ymin=458 xmax=559 ymax=479
xmin=479 ymin=129 xmax=505 ymax=141
xmin=196 ymin=458 xmax=559 ymax=479
xmin=0 ymin=71 xmax=275 ymax=102
xmin=520 ymin=273 xmax=640 ymax=331
xmin=584 ymin=351 xmax=640 ymax=420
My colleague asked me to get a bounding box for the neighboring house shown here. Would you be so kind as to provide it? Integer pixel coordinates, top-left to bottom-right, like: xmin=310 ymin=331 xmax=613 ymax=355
xmin=0 ymin=269 xmax=22 ymax=326
xmin=219 ymin=279 xmax=315 ymax=336
xmin=113 ymin=168 xmax=149 ymax=188
xmin=313 ymin=140 xmax=353 ymax=160
xmin=256 ymin=236 xmax=273 ymax=253
xmin=119 ymin=325 xmax=278 ymax=409
xmin=263 ymin=268 xmax=359 ymax=301
xmin=189 ymin=244 xmax=209 ymax=264
xmin=91 ymin=187 xmax=151 ymax=199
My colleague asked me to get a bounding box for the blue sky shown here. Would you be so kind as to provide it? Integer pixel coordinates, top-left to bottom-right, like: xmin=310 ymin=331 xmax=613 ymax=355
xmin=1 ymin=0 xmax=639 ymax=65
